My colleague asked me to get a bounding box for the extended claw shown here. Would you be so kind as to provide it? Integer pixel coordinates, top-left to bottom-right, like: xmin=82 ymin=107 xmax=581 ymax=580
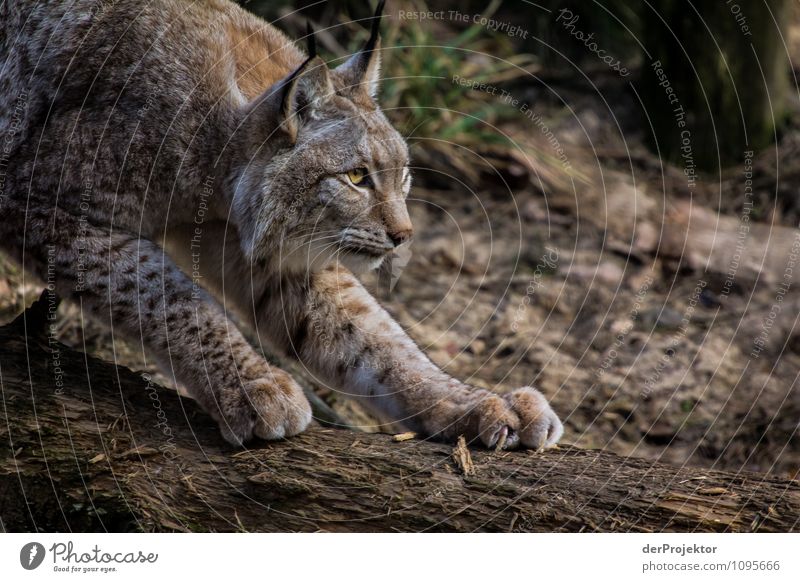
xmin=492 ymin=426 xmax=521 ymax=450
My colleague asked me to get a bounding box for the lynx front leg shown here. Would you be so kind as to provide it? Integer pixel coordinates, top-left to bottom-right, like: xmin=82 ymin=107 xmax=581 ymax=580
xmin=14 ymin=209 xmax=311 ymax=446
xmin=258 ymin=265 xmax=563 ymax=449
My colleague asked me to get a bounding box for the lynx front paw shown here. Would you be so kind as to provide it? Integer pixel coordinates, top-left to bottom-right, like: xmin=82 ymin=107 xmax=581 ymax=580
xmin=215 ymin=373 xmax=313 ymax=447
xmin=467 ymin=386 xmax=563 ymax=450
xmin=502 ymin=387 xmax=563 ymax=450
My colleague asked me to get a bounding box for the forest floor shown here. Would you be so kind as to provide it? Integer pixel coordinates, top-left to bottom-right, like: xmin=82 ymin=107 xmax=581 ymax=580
xmin=1 ymin=70 xmax=798 ymax=481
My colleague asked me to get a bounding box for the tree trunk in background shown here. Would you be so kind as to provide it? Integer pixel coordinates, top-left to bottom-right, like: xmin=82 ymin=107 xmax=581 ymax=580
xmin=641 ymin=0 xmax=789 ymax=174
xmin=1 ymin=294 xmax=799 ymax=532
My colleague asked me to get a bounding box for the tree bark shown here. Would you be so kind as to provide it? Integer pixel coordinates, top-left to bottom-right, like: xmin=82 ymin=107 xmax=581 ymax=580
xmin=1 ymin=293 xmax=798 ymax=532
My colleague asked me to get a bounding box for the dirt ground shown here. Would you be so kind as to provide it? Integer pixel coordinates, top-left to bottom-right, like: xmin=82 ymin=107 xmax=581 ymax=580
xmin=2 ymin=70 xmax=798 ymax=481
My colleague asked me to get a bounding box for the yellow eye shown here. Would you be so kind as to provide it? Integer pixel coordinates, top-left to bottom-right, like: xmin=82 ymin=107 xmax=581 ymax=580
xmin=347 ymin=168 xmax=369 ymax=186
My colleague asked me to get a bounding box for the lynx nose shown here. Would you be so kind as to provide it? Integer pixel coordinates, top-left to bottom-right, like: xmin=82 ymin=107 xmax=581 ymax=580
xmin=388 ymin=228 xmax=413 ymax=247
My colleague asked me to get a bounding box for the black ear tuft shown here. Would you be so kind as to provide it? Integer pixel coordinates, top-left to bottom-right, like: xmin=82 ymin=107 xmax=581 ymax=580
xmin=365 ymin=0 xmax=386 ymax=55
xmin=333 ymin=0 xmax=386 ymax=99
xmin=306 ymin=21 xmax=317 ymax=59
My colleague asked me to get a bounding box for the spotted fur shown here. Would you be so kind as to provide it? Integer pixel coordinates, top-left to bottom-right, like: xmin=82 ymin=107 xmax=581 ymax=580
xmin=0 ymin=0 xmax=562 ymax=448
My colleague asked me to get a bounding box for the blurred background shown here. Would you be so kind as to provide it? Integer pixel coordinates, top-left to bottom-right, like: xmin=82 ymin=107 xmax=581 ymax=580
xmin=2 ymin=0 xmax=799 ymax=477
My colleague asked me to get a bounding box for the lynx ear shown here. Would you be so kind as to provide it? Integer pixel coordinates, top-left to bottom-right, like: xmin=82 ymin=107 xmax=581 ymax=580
xmin=278 ymin=55 xmax=333 ymax=141
xmin=335 ymin=0 xmax=385 ymax=100
xmin=248 ymin=25 xmax=333 ymax=143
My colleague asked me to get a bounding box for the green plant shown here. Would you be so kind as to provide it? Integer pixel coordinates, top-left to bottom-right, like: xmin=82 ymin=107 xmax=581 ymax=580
xmin=344 ymin=0 xmax=543 ymax=182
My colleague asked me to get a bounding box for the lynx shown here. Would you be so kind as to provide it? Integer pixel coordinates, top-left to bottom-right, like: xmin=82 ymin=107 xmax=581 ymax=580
xmin=0 ymin=0 xmax=563 ymax=450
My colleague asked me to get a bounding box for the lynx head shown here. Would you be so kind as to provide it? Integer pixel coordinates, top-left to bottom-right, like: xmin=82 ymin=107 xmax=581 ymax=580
xmin=235 ymin=0 xmax=412 ymax=274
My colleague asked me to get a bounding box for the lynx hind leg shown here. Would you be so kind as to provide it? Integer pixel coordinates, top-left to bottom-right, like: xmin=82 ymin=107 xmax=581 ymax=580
xmin=12 ymin=204 xmax=311 ymax=445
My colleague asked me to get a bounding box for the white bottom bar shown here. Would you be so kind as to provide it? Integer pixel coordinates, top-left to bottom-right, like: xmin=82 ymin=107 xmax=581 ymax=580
xmin=1 ymin=533 xmax=798 ymax=581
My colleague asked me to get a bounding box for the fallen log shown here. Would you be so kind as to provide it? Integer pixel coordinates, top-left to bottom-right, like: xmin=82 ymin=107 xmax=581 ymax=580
xmin=1 ymin=295 xmax=798 ymax=532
